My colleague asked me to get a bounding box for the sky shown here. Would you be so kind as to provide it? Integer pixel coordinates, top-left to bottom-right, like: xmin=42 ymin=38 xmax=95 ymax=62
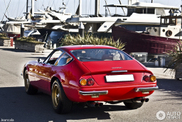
xmin=0 ymin=0 xmax=181 ymax=21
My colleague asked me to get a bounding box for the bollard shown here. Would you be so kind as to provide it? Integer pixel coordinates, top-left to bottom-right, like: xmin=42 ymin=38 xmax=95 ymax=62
xmin=157 ymin=56 xmax=166 ymax=67
xmin=155 ymin=59 xmax=159 ymax=67
xmin=160 ymin=57 xmax=165 ymax=67
xmin=21 ymin=24 xmax=25 ymax=37
xmin=10 ymin=37 xmax=13 ymax=47
xmin=53 ymin=43 xmax=56 ymax=49
xmin=79 ymin=22 xmax=85 ymax=37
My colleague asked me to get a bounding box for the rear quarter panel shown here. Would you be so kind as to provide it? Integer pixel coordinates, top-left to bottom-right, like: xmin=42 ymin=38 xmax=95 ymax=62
xmin=51 ymin=60 xmax=90 ymax=101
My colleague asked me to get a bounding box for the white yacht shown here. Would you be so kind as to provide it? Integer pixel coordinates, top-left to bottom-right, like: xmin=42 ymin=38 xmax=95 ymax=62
xmin=66 ymin=0 xmax=180 ymax=33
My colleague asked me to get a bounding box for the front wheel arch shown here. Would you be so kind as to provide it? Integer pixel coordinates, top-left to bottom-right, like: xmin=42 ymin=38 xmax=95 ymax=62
xmin=50 ymin=76 xmax=61 ymax=91
xmin=24 ymin=69 xmax=38 ymax=95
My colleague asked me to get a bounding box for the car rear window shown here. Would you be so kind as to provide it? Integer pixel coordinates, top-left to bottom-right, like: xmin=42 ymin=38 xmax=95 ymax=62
xmin=71 ymin=49 xmax=132 ymax=61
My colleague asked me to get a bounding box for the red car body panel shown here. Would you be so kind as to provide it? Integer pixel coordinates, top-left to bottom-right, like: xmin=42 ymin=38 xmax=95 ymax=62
xmin=24 ymin=45 xmax=158 ymax=102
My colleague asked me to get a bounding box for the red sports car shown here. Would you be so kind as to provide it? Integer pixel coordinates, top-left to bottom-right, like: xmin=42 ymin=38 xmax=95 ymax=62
xmin=23 ymin=45 xmax=158 ymax=114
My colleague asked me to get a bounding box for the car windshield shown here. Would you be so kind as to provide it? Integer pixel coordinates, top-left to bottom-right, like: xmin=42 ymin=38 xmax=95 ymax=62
xmin=71 ymin=49 xmax=132 ymax=61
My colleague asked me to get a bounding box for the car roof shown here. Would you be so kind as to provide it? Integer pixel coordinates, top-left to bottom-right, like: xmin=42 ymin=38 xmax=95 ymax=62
xmin=57 ymin=45 xmax=118 ymax=52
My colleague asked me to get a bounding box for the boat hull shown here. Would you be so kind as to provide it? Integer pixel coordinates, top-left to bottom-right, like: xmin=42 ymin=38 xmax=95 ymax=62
xmin=112 ymin=26 xmax=179 ymax=54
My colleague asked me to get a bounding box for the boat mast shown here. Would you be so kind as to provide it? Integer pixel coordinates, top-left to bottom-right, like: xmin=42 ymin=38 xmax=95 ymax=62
xmin=95 ymin=0 xmax=100 ymax=17
xmin=2 ymin=0 xmax=11 ymax=21
xmin=26 ymin=0 xmax=29 ymax=19
xmin=79 ymin=0 xmax=82 ymax=16
xmin=31 ymin=0 xmax=34 ymax=16
xmin=104 ymin=0 xmax=111 ymax=16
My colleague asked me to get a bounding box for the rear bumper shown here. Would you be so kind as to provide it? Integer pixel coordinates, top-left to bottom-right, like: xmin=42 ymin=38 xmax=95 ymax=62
xmin=79 ymin=86 xmax=159 ymax=96
xmin=135 ymin=86 xmax=159 ymax=92
xmin=66 ymin=85 xmax=158 ymax=102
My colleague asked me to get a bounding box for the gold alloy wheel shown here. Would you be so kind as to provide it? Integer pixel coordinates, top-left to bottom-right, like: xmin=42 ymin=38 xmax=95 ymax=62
xmin=52 ymin=83 xmax=60 ymax=107
xmin=51 ymin=79 xmax=73 ymax=113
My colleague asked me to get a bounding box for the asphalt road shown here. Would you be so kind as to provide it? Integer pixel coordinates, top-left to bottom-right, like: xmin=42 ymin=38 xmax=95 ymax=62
xmin=0 ymin=46 xmax=182 ymax=122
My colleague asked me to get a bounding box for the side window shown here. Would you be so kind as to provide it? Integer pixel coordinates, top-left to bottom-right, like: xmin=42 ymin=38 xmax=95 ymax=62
xmin=55 ymin=53 xmax=73 ymax=66
xmin=45 ymin=50 xmax=63 ymax=65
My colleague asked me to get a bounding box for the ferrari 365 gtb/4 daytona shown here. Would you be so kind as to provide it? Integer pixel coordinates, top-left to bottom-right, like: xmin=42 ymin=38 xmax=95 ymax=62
xmin=23 ymin=45 xmax=158 ymax=114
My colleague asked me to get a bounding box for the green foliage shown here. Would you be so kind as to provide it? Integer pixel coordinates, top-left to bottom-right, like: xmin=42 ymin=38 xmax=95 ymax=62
xmin=60 ymin=34 xmax=125 ymax=50
xmin=165 ymin=41 xmax=182 ymax=72
xmin=0 ymin=33 xmax=9 ymax=40
xmin=16 ymin=37 xmax=44 ymax=44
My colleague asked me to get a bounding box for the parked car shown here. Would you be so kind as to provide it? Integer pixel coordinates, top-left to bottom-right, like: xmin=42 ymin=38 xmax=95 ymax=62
xmin=45 ymin=31 xmax=67 ymax=49
xmin=23 ymin=45 xmax=158 ymax=114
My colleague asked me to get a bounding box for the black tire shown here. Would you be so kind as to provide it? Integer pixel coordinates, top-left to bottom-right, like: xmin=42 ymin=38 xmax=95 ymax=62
xmin=51 ymin=79 xmax=72 ymax=114
xmin=124 ymin=101 xmax=143 ymax=109
xmin=24 ymin=70 xmax=38 ymax=95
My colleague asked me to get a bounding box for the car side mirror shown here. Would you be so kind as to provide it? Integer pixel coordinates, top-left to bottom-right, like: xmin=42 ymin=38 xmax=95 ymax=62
xmin=38 ymin=58 xmax=44 ymax=63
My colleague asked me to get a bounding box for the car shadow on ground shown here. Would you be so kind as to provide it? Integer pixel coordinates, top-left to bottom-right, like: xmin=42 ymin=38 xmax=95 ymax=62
xmin=151 ymin=78 xmax=182 ymax=105
xmin=157 ymin=79 xmax=182 ymax=97
xmin=0 ymin=79 xmax=181 ymax=122
xmin=0 ymin=87 xmax=129 ymax=122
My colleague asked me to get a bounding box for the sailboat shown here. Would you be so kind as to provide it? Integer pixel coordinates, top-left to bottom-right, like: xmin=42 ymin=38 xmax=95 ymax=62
xmin=1 ymin=0 xmax=73 ymax=38
xmin=1 ymin=0 xmax=32 ymax=38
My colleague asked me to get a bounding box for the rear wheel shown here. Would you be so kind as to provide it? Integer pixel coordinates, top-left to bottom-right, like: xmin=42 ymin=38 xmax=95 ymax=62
xmin=124 ymin=101 xmax=143 ymax=109
xmin=24 ymin=70 xmax=38 ymax=95
xmin=51 ymin=79 xmax=72 ymax=114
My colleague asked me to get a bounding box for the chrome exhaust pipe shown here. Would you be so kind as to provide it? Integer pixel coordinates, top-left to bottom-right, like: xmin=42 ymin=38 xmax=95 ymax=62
xmin=135 ymin=98 xmax=149 ymax=103
xmin=145 ymin=98 xmax=149 ymax=102
xmin=141 ymin=98 xmax=149 ymax=102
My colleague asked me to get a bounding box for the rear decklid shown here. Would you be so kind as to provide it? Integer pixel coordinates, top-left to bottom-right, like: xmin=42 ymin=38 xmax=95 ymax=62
xmin=82 ymin=60 xmax=146 ymax=73
xmin=81 ymin=60 xmax=150 ymax=85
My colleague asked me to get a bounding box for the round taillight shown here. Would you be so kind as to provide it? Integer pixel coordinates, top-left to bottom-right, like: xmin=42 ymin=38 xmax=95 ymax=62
xmin=80 ymin=79 xmax=87 ymax=86
xmin=143 ymin=75 xmax=150 ymax=82
xmin=143 ymin=75 xmax=156 ymax=82
xmin=150 ymin=75 xmax=156 ymax=82
xmin=87 ymin=78 xmax=95 ymax=86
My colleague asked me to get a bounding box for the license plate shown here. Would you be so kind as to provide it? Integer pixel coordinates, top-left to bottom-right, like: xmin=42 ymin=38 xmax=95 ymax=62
xmin=105 ymin=74 xmax=134 ymax=82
